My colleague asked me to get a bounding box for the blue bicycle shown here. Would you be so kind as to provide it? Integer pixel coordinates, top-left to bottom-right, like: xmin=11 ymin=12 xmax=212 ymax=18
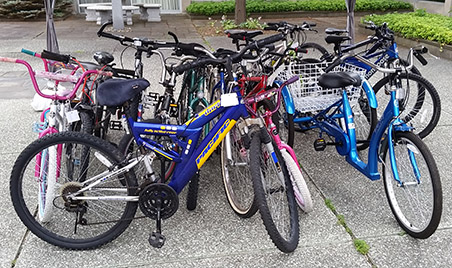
xmin=289 ymin=49 xmax=442 ymax=238
xmin=10 ymin=34 xmax=301 ymax=253
xmin=271 ymin=22 xmax=440 ymax=147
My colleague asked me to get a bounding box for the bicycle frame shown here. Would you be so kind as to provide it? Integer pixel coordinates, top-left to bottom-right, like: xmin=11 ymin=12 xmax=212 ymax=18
xmin=304 ymin=80 xmax=411 ymax=182
xmin=131 ymin=93 xmax=249 ymax=193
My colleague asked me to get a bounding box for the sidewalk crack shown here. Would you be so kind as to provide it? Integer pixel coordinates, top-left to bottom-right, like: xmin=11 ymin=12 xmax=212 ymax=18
xmin=11 ymin=228 xmax=30 ymax=268
xmin=300 ymin=164 xmax=377 ymax=268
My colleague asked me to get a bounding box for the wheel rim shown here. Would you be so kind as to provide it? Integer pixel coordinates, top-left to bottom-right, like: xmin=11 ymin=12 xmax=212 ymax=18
xmin=222 ymin=129 xmax=254 ymax=214
xmin=384 ymin=137 xmax=435 ymax=233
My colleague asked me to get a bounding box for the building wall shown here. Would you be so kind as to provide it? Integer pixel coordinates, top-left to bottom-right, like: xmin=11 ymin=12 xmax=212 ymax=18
xmin=401 ymin=0 xmax=451 ymax=16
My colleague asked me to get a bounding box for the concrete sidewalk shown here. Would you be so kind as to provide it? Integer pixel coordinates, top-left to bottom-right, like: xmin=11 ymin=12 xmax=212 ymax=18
xmin=1 ymin=14 xmax=451 ymax=268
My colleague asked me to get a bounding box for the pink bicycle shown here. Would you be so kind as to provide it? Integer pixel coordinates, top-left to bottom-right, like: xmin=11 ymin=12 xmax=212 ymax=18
xmin=221 ymin=74 xmax=313 ymax=220
xmin=1 ymin=50 xmax=112 ymax=222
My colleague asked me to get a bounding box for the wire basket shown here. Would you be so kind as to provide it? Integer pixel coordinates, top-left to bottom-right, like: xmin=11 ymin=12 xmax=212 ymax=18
xmin=276 ymin=62 xmax=366 ymax=113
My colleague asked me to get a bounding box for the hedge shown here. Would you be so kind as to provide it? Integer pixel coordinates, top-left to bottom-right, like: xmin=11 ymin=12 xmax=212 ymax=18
xmin=187 ymin=0 xmax=413 ymax=16
xmin=363 ymin=9 xmax=452 ymax=45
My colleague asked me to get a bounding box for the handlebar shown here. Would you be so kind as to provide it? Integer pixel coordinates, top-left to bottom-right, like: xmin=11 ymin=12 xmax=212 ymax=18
xmin=264 ymin=21 xmax=317 ymax=33
xmin=244 ymin=75 xmax=298 ymax=116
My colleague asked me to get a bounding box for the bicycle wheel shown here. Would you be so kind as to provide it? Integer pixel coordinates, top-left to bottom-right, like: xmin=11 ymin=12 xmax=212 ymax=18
xmin=280 ymin=150 xmax=313 ymax=212
xmin=221 ymin=125 xmax=257 ymax=218
xmin=373 ymin=72 xmax=441 ymax=139
xmin=299 ymin=42 xmax=330 ymax=61
xmin=382 ymin=131 xmax=442 ymax=238
xmin=70 ymin=110 xmax=94 ymax=135
xmin=249 ymin=129 xmax=299 ymax=252
xmin=350 ymin=88 xmax=377 ymax=150
xmin=10 ymin=132 xmax=138 ymax=249
xmin=186 ymin=103 xmax=208 ymax=211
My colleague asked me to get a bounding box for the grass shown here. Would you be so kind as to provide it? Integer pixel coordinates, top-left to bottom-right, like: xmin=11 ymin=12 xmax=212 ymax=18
xmin=324 ymin=198 xmax=371 ymax=256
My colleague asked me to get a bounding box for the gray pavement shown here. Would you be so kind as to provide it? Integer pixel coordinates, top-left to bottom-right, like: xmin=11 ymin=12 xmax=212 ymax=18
xmin=1 ymin=14 xmax=451 ymax=268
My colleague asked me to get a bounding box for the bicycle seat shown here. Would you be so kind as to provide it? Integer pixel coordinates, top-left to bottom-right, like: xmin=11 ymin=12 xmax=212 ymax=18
xmin=325 ymin=35 xmax=351 ymax=45
xmin=96 ymin=78 xmax=150 ymax=107
xmin=94 ymin=51 xmax=114 ymax=65
xmin=225 ymin=30 xmax=263 ymax=41
xmin=318 ymin=72 xmax=361 ymax=89
xmin=325 ymin=28 xmax=348 ymax=35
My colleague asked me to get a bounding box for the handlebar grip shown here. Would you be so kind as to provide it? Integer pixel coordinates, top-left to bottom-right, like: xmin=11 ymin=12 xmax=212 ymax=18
xmin=41 ymin=50 xmax=71 ymax=64
xmin=414 ymin=50 xmax=428 ymax=66
xmin=97 ymin=70 xmax=114 ymax=77
xmin=253 ymin=33 xmax=285 ymax=50
xmin=0 ymin=57 xmax=17 ymax=63
xmin=21 ymin=48 xmax=36 ymax=57
xmin=365 ymin=25 xmax=377 ymax=30
xmin=97 ymin=21 xmax=113 ymax=37
xmin=172 ymin=61 xmax=197 ymax=74
xmin=286 ymin=75 xmax=299 ymax=84
xmin=303 ymin=21 xmax=317 ymax=27
xmin=264 ymin=26 xmax=278 ymax=31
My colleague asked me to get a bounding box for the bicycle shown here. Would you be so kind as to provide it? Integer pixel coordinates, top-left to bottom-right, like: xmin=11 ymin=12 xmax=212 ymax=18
xmin=1 ymin=51 xmax=111 ymax=222
xmin=305 ymin=22 xmax=440 ymax=140
xmin=286 ymin=49 xmax=441 ymax=238
xmin=10 ymin=33 xmax=301 ymax=253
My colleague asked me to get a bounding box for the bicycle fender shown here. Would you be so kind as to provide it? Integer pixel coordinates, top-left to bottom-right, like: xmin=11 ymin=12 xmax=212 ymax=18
xmin=362 ymin=79 xmax=377 ymax=109
xmin=274 ymin=80 xmax=295 ymax=115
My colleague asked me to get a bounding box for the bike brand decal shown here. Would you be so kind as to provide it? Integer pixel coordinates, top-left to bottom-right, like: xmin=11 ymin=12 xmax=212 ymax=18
xmin=144 ymin=129 xmax=177 ymax=135
xmin=144 ymin=125 xmax=177 ymax=134
xmin=185 ymin=100 xmax=221 ymax=126
xmin=196 ymin=119 xmax=236 ymax=168
xmin=366 ymin=53 xmax=390 ymax=79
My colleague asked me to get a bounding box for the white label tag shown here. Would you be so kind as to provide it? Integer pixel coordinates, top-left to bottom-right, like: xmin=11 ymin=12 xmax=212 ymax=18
xmin=220 ymin=93 xmax=239 ymax=107
xmin=66 ymin=110 xmax=80 ymax=123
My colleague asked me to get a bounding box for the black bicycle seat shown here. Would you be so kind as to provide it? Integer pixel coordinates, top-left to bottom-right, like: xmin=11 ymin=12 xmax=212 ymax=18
xmin=318 ymin=72 xmax=361 ymax=89
xmin=225 ymin=30 xmax=263 ymax=41
xmin=97 ymin=78 xmax=150 ymax=107
xmin=325 ymin=28 xmax=348 ymax=35
xmin=325 ymin=35 xmax=351 ymax=45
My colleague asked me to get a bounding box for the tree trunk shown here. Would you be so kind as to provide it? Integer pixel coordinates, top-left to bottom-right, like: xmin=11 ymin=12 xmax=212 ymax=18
xmin=235 ymin=0 xmax=246 ymax=24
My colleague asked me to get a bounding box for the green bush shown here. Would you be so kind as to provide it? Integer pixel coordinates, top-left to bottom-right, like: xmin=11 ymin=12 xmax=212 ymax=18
xmin=187 ymin=0 xmax=413 ymax=16
xmin=363 ymin=10 xmax=452 ymax=45
xmin=0 ymin=0 xmax=72 ymax=19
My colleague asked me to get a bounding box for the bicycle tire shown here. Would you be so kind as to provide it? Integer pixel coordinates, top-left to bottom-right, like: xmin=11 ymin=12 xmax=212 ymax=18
xmin=341 ymin=88 xmax=378 ymax=150
xmin=186 ymin=173 xmax=199 ymax=211
xmin=221 ymin=125 xmax=258 ymax=218
xmin=249 ymin=129 xmax=299 ymax=253
xmin=70 ymin=110 xmax=94 ymax=135
xmin=372 ymin=72 xmax=440 ymax=139
xmin=299 ymin=42 xmax=330 ymax=61
xmin=280 ymin=150 xmax=313 ymax=213
xmin=186 ymin=103 xmax=208 ymax=211
xmin=10 ymin=132 xmax=138 ymax=249
xmin=381 ymin=131 xmax=442 ymax=238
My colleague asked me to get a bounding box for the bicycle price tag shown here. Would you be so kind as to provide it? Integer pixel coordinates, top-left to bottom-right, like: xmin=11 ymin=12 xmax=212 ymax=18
xmin=221 ymin=93 xmax=239 ymax=107
xmin=66 ymin=110 xmax=80 ymax=123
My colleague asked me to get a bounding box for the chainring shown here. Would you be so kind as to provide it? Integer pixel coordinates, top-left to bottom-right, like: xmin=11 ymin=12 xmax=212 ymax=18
xmin=138 ymin=183 xmax=179 ymax=220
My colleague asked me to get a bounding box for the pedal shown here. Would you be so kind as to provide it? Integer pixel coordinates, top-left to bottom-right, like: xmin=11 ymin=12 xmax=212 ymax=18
xmin=149 ymin=232 xmax=166 ymax=248
xmin=314 ymin=138 xmax=326 ymax=151
xmin=109 ymin=120 xmax=122 ymax=130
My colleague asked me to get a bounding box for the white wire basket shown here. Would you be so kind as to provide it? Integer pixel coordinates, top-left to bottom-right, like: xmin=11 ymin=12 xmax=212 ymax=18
xmin=276 ymin=62 xmax=366 ymax=113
